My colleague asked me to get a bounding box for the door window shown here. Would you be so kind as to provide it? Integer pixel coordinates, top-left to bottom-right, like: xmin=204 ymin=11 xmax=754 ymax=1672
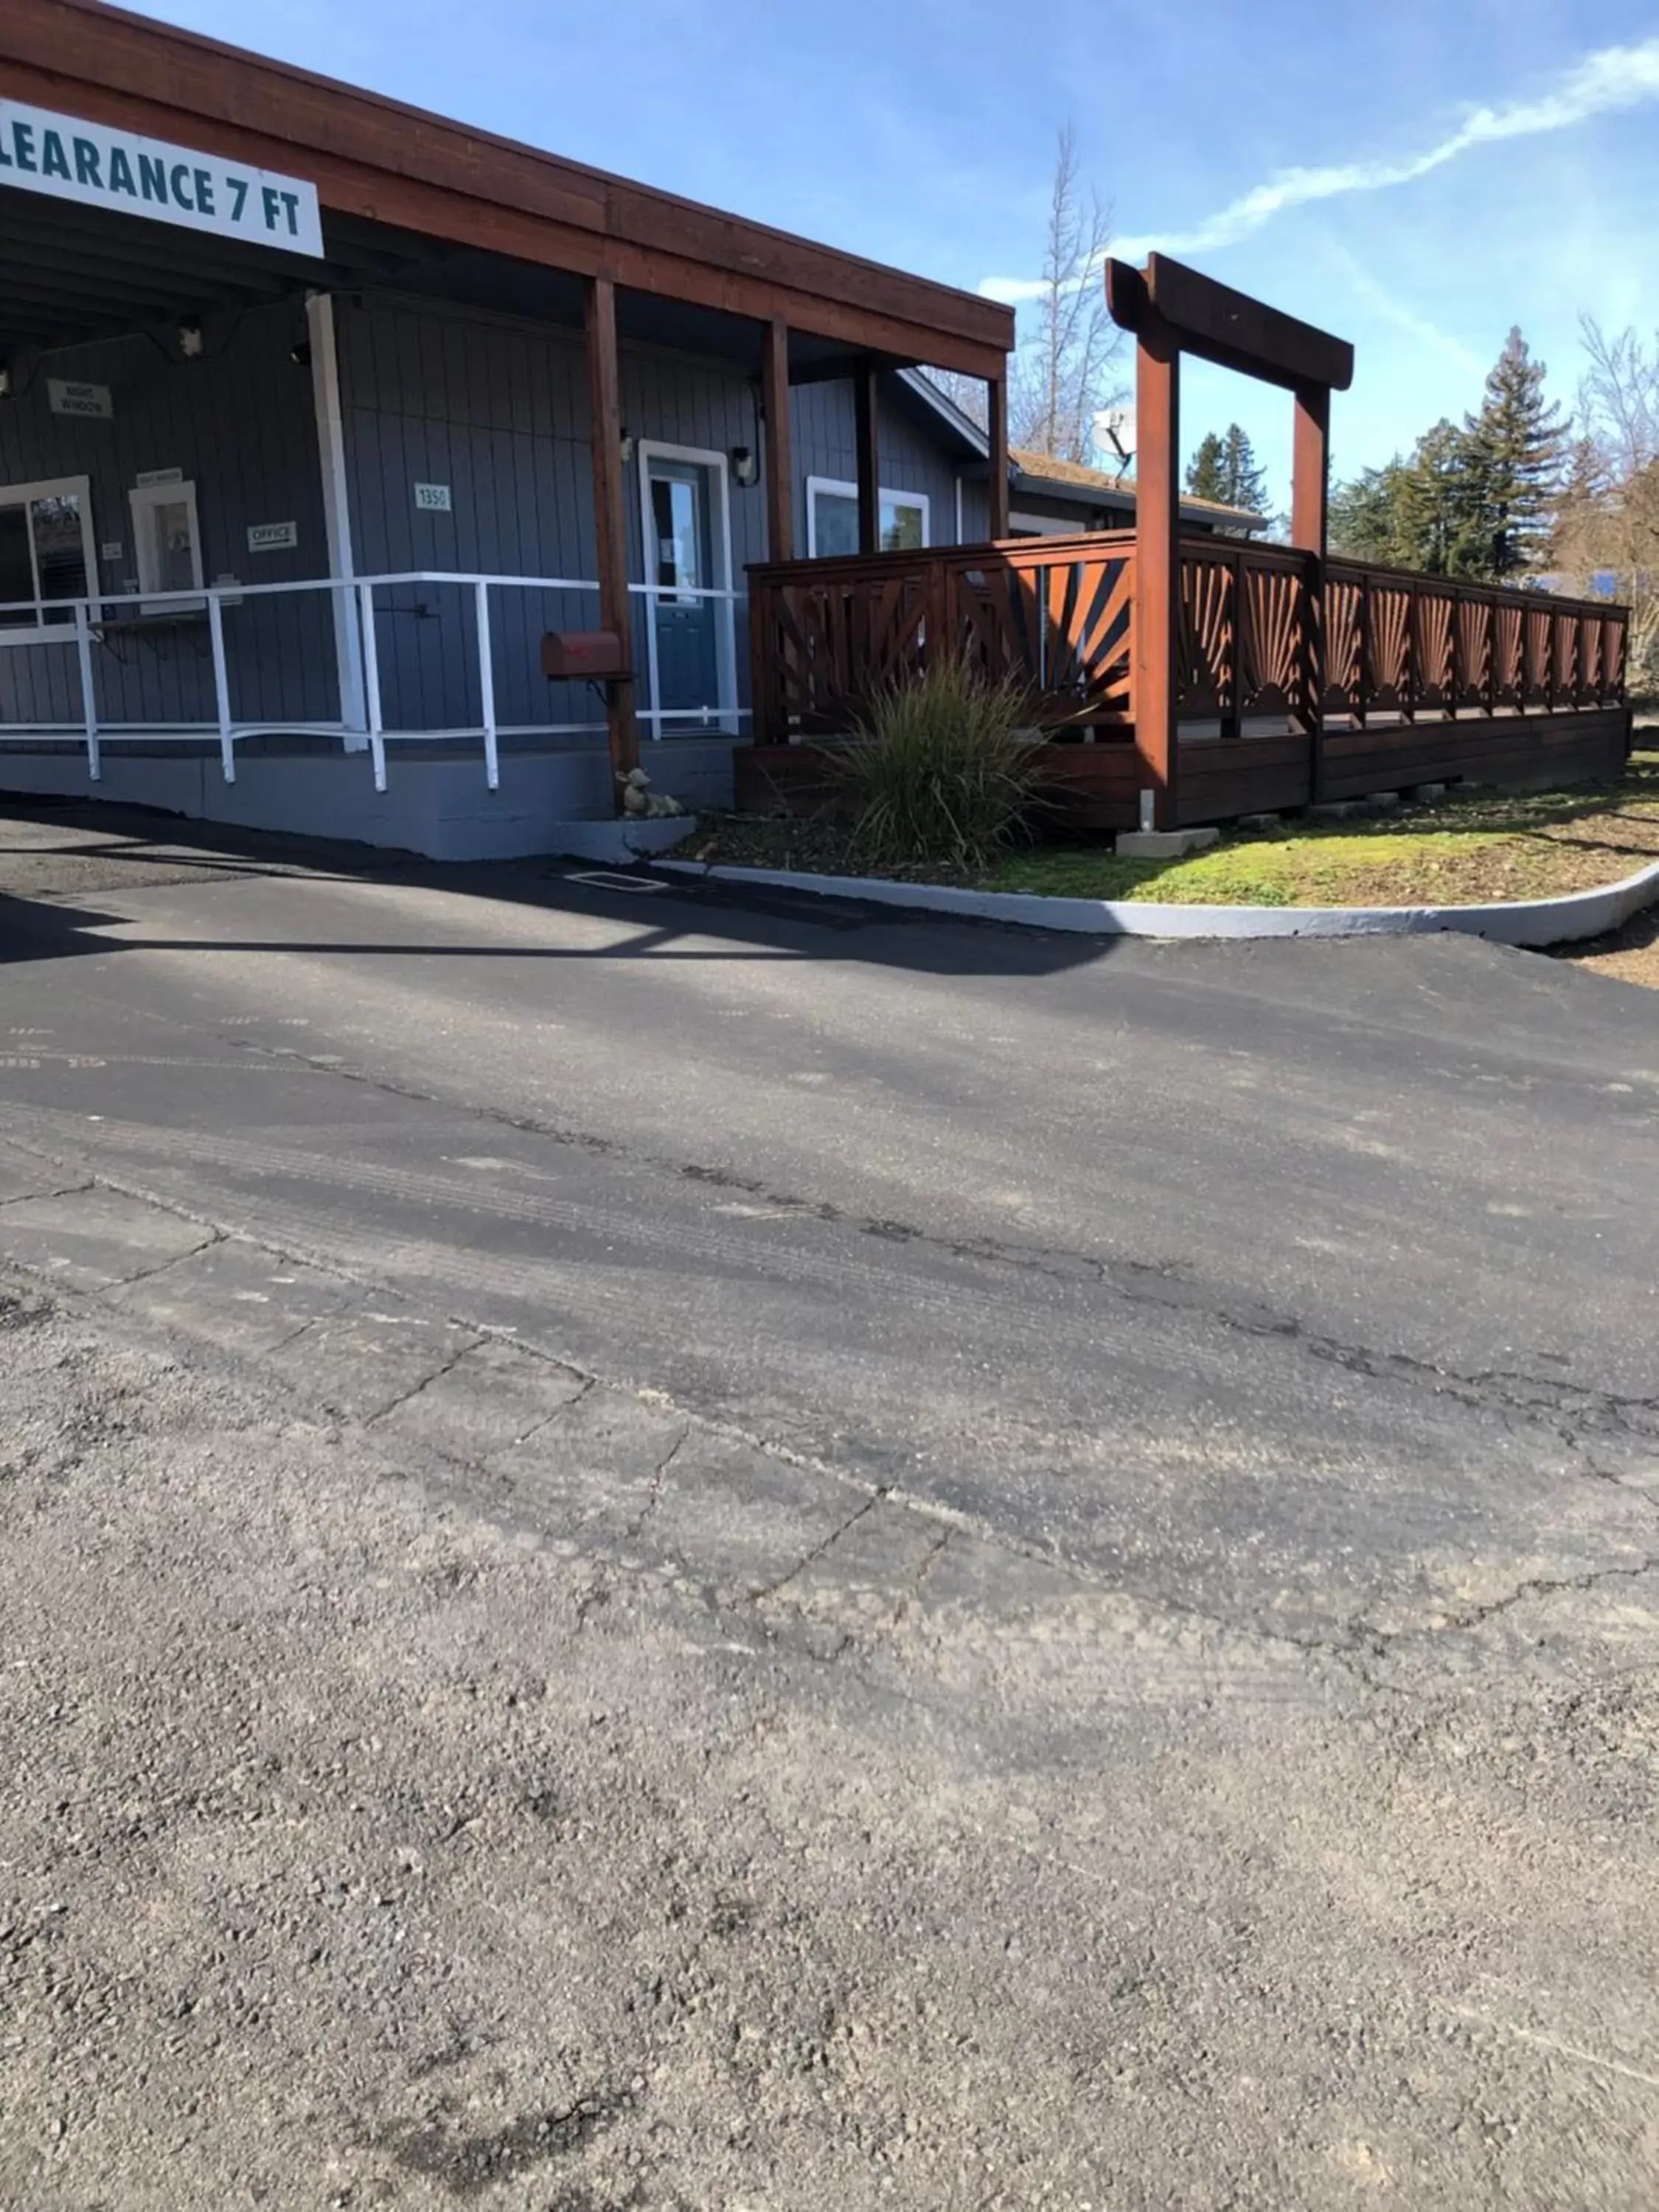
xmin=650 ymin=476 xmax=704 ymax=604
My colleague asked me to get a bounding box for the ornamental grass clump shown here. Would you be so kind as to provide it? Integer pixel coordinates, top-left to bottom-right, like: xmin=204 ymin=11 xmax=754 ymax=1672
xmin=840 ymin=655 xmax=1047 ymax=874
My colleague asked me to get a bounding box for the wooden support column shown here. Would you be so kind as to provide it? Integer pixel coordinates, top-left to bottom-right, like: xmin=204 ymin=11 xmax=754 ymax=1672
xmin=987 ymin=372 xmax=1009 ymax=540
xmin=854 ymin=364 xmax=880 ymax=554
xmin=1132 ymin=315 xmax=1180 ymax=831
xmin=760 ymin=316 xmax=794 ymax=563
xmin=584 ymin=274 xmax=639 ymax=797
xmin=1290 ymin=383 xmax=1330 ymax=557
xmin=1290 ymin=380 xmax=1329 ymax=800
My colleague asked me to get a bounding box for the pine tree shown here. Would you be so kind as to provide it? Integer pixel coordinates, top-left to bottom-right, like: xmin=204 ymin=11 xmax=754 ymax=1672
xmin=1461 ymin=328 xmax=1565 ymax=579
xmin=1331 ymin=459 xmax=1413 ymax=563
xmin=1186 ymin=422 xmax=1267 ymax=514
xmin=1220 ymin=424 xmax=1268 ymax=515
xmin=1396 ymin=420 xmax=1473 ymax=576
xmin=1186 ymin=431 xmax=1228 ymax=502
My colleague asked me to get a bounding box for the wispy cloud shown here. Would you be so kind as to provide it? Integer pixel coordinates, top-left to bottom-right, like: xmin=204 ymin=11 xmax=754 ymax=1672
xmin=979 ymin=35 xmax=1659 ymax=303
xmin=1321 ymin=239 xmax=1486 ymax=382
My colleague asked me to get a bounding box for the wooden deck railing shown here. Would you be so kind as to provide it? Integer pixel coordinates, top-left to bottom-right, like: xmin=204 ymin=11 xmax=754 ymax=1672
xmin=749 ymin=532 xmax=1137 ymax=741
xmin=748 ymin=534 xmax=1629 ymax=743
xmin=1180 ymin=540 xmax=1629 ymax=729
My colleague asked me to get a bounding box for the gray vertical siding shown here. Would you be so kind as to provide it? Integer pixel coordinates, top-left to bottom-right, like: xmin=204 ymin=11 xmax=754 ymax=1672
xmin=0 ymin=302 xmax=335 ymax=731
xmin=1 ymin=285 xmax=987 ymax=751
xmin=790 ymin=378 xmax=969 ymax=553
xmin=336 ymin=294 xmax=600 ymax=735
xmin=335 ymin=296 xmax=984 ymax=738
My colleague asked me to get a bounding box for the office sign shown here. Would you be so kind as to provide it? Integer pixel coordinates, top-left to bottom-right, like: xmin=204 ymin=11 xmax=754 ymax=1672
xmin=48 ymin=378 xmax=113 ymax=420
xmin=246 ymin=521 xmax=298 ymax=553
xmin=0 ymin=97 xmax=324 ymax=259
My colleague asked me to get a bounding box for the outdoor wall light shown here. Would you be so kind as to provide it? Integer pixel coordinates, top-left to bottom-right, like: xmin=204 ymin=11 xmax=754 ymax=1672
xmin=0 ymin=364 xmax=12 ymax=400
xmin=619 ymin=428 xmax=636 ymax=464
xmin=178 ymin=318 xmax=205 ymax=359
xmin=290 ymin=339 xmax=313 ymax=369
xmin=731 ymin=445 xmax=759 ymax=488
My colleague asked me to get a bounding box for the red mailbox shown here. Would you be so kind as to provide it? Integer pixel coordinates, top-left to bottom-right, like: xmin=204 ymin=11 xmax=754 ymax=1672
xmin=542 ymin=629 xmax=628 ymax=681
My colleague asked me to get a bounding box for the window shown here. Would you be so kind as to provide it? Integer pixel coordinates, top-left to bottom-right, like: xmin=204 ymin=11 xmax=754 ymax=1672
xmin=129 ymin=479 xmax=204 ymax=611
xmin=807 ymin=477 xmax=929 ymax=558
xmin=0 ymin=476 xmax=96 ymax=633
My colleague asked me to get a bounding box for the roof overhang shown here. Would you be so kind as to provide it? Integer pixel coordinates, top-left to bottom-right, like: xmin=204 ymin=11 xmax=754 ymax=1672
xmin=0 ymin=0 xmax=1014 ymax=382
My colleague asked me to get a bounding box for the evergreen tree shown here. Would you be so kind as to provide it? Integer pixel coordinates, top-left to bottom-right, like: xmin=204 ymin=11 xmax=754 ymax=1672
xmin=1397 ymin=419 xmax=1473 ymax=576
xmin=1186 ymin=422 xmax=1269 ymax=521
xmin=1330 ymin=458 xmax=1413 ymax=563
xmin=1460 ymin=328 xmax=1565 ymax=578
xmin=1220 ymin=423 xmax=1268 ymax=515
xmin=1186 ymin=430 xmax=1228 ymax=503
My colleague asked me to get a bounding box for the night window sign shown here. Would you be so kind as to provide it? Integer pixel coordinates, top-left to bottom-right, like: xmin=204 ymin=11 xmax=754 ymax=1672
xmin=0 ymin=98 xmax=323 ymax=259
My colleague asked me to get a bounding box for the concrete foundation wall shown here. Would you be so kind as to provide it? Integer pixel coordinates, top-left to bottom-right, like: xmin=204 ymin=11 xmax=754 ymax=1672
xmin=0 ymin=737 xmax=736 ymax=861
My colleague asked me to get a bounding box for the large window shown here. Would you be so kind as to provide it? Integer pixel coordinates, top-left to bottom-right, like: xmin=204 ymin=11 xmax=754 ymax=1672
xmin=807 ymin=476 xmax=929 ymax=558
xmin=0 ymin=476 xmax=96 ymax=633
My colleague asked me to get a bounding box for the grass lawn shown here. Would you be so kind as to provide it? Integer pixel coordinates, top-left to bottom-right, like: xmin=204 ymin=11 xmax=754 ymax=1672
xmin=687 ymin=742 xmax=1659 ymax=911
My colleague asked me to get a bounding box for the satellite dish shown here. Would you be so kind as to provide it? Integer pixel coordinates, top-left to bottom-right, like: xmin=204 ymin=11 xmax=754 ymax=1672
xmin=1094 ymin=406 xmax=1134 ymax=477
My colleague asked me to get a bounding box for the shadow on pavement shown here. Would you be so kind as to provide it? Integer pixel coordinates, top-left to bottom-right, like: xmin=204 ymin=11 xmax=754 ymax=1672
xmin=0 ymin=794 xmax=1123 ymax=983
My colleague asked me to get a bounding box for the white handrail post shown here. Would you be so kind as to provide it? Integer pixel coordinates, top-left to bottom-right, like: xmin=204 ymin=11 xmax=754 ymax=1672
xmin=207 ymin=591 xmax=236 ymax=783
xmin=358 ymin=580 xmax=386 ymax=791
xmin=475 ymin=578 xmax=499 ymax=790
xmin=73 ymin=601 xmax=100 ymax=782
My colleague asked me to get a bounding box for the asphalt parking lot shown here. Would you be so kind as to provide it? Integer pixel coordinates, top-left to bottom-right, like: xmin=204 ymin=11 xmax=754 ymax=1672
xmin=3 ymin=799 xmax=1657 ymax=2209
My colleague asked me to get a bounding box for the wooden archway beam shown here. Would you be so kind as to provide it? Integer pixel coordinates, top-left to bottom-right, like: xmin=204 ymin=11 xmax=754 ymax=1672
xmin=1105 ymin=256 xmax=1354 ymax=394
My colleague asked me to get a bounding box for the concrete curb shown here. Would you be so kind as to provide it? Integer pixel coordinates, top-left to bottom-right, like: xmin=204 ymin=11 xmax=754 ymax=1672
xmin=654 ymin=851 xmax=1659 ymax=947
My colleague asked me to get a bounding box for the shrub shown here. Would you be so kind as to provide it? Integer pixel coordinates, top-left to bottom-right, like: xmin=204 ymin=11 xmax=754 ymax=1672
xmin=838 ymin=655 xmax=1047 ymax=874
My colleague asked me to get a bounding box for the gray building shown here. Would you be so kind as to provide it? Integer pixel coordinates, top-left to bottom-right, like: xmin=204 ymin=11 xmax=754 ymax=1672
xmin=0 ymin=4 xmax=1234 ymax=859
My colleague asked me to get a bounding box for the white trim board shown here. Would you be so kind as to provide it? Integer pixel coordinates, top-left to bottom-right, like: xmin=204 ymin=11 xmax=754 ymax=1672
xmin=306 ymin=291 xmax=366 ymax=741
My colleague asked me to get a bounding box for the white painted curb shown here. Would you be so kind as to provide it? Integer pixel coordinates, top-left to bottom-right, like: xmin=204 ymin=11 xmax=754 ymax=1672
xmin=654 ymin=852 xmax=1659 ymax=947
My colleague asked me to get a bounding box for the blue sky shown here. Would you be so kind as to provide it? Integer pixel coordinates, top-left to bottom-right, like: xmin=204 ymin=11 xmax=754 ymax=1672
xmin=131 ymin=0 xmax=1659 ymax=510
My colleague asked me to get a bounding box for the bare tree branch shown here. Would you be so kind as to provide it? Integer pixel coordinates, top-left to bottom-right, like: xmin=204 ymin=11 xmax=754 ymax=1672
xmin=1010 ymin=125 xmax=1124 ymax=464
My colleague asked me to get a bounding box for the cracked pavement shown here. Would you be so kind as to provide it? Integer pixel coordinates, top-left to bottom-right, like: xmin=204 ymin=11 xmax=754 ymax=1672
xmin=2 ymin=799 xmax=1658 ymax=2208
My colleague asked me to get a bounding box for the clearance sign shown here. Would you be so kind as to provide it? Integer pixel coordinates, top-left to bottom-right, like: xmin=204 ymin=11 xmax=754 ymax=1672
xmin=0 ymin=97 xmax=324 ymax=260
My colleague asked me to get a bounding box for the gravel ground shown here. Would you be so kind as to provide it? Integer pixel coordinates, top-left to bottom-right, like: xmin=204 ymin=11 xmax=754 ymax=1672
xmin=3 ymin=1193 xmax=1659 ymax=2211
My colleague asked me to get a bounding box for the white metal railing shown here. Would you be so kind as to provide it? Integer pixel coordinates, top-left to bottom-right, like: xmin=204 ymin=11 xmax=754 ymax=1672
xmin=0 ymin=569 xmax=748 ymax=792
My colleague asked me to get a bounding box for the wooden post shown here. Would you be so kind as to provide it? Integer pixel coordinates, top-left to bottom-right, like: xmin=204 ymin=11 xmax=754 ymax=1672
xmin=854 ymin=364 xmax=880 ymax=555
xmin=1290 ymin=381 xmax=1329 ymax=801
xmin=1290 ymin=383 xmax=1329 ymax=559
xmin=760 ymin=316 xmax=793 ymax=563
xmin=584 ymin=274 xmax=639 ymax=798
xmin=1132 ymin=316 xmax=1180 ymax=830
xmin=987 ymin=372 xmax=1009 ymax=540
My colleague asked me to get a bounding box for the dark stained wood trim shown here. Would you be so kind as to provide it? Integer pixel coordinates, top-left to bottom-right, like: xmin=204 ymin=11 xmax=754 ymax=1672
xmin=1107 ymin=254 xmax=1353 ymax=394
xmin=583 ymin=275 xmax=639 ymax=793
xmin=1291 ymin=384 xmax=1330 ymax=797
xmin=855 ymin=366 xmax=880 ymax=557
xmin=760 ymin=317 xmax=793 ymax=563
xmin=0 ymin=1 xmax=1014 ymax=378
xmin=1132 ymin=311 xmax=1181 ymax=830
xmin=987 ymin=377 xmax=1009 ymax=540
xmin=1290 ymin=384 xmax=1331 ymax=557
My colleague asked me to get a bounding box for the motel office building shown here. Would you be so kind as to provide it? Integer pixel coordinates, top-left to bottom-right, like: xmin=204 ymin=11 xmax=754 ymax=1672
xmin=0 ymin=0 xmax=1028 ymax=856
